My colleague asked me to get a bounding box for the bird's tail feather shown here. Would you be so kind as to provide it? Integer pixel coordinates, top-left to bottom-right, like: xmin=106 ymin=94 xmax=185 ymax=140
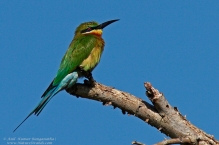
xmin=36 ymin=72 xmax=79 ymax=115
xmin=35 ymin=86 xmax=63 ymax=116
xmin=13 ymin=85 xmax=58 ymax=132
xmin=34 ymin=87 xmax=57 ymax=115
xmin=13 ymin=72 xmax=79 ymax=132
xmin=13 ymin=110 xmax=34 ymax=132
xmin=41 ymin=80 xmax=55 ymax=98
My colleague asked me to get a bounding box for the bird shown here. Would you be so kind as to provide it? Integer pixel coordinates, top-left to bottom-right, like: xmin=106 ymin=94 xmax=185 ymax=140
xmin=13 ymin=19 xmax=119 ymax=132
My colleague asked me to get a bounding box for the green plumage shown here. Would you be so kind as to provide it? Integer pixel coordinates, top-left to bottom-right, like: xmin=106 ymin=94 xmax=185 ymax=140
xmin=13 ymin=19 xmax=118 ymax=132
xmin=53 ymin=22 xmax=104 ymax=86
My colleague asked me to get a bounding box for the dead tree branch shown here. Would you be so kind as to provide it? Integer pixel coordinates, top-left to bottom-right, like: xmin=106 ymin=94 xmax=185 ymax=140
xmin=66 ymin=81 xmax=219 ymax=145
xmin=132 ymin=140 xmax=146 ymax=145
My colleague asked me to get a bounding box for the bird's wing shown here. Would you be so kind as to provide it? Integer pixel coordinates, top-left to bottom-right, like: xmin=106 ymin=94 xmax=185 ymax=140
xmin=53 ymin=35 xmax=96 ymax=86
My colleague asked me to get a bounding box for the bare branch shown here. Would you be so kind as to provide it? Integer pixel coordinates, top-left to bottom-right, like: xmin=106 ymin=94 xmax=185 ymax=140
xmin=66 ymin=81 xmax=219 ymax=145
xmin=155 ymin=137 xmax=193 ymax=145
xmin=132 ymin=140 xmax=146 ymax=145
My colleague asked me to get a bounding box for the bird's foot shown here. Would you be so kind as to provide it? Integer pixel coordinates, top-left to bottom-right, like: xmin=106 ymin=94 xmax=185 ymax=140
xmin=84 ymin=71 xmax=93 ymax=80
xmin=84 ymin=78 xmax=96 ymax=87
xmin=80 ymin=70 xmax=95 ymax=86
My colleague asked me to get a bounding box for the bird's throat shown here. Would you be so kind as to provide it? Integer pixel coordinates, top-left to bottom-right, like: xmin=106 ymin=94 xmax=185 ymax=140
xmin=89 ymin=29 xmax=102 ymax=36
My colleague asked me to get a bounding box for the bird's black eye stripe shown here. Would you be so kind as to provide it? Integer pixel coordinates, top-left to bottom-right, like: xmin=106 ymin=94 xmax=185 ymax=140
xmin=81 ymin=27 xmax=94 ymax=33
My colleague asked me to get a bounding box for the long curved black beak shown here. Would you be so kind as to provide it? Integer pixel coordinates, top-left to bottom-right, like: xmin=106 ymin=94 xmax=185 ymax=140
xmin=96 ymin=19 xmax=119 ymax=29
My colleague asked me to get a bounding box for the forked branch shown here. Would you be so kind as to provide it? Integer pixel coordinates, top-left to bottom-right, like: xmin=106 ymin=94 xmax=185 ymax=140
xmin=66 ymin=81 xmax=218 ymax=145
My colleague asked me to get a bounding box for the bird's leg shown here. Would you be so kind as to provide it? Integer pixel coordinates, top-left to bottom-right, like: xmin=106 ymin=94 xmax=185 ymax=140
xmin=85 ymin=71 xmax=95 ymax=86
xmin=79 ymin=69 xmax=95 ymax=86
xmin=86 ymin=71 xmax=94 ymax=82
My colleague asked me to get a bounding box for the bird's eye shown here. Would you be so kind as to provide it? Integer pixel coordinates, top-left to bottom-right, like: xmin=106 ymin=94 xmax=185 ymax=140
xmin=81 ymin=27 xmax=92 ymax=33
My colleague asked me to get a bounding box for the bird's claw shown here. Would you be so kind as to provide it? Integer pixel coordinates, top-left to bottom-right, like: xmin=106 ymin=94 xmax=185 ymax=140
xmin=84 ymin=78 xmax=95 ymax=87
xmin=84 ymin=77 xmax=96 ymax=87
xmin=79 ymin=70 xmax=95 ymax=86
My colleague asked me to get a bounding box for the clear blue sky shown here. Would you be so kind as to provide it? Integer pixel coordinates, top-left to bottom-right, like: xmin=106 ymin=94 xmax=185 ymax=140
xmin=1 ymin=1 xmax=219 ymax=145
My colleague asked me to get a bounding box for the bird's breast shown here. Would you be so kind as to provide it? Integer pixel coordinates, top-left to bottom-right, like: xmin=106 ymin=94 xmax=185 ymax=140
xmin=80 ymin=39 xmax=104 ymax=72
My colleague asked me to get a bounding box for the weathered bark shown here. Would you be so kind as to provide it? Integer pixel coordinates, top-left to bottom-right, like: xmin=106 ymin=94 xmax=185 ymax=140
xmin=66 ymin=81 xmax=219 ymax=145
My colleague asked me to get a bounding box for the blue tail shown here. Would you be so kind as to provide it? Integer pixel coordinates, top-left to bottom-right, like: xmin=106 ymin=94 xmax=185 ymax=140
xmin=13 ymin=72 xmax=78 ymax=132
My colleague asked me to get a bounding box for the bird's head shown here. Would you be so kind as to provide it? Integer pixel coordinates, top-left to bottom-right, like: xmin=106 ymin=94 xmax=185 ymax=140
xmin=75 ymin=19 xmax=119 ymax=37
